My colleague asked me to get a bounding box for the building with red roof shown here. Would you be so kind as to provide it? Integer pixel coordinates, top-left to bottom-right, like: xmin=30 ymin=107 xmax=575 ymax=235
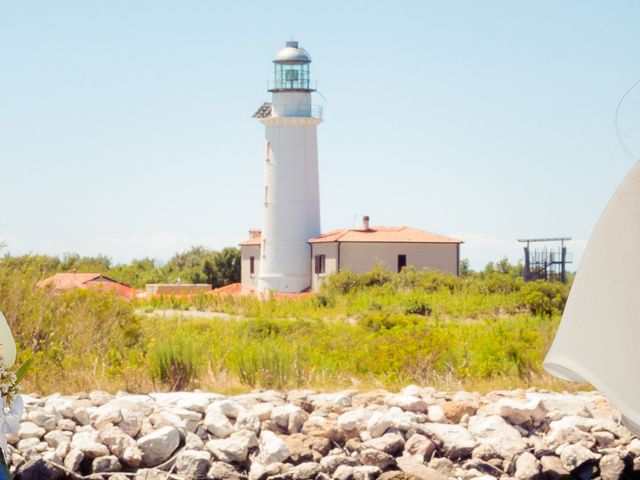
xmin=37 ymin=273 xmax=136 ymax=299
xmin=240 ymin=217 xmax=462 ymax=292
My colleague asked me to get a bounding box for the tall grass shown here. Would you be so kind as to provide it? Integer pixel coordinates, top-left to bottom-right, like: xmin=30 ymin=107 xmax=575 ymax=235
xmin=0 ymin=261 xmax=573 ymax=394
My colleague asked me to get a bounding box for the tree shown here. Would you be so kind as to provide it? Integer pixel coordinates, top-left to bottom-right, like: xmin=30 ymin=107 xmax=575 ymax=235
xmin=202 ymin=248 xmax=241 ymax=288
xmin=459 ymin=258 xmax=472 ymax=276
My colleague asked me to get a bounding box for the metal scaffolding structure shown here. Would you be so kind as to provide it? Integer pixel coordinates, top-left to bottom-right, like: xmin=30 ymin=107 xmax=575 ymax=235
xmin=518 ymin=237 xmax=572 ymax=283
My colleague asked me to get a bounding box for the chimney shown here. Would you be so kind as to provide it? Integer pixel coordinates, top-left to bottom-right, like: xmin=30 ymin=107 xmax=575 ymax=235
xmin=362 ymin=216 xmax=370 ymax=230
xmin=249 ymin=229 xmax=261 ymax=239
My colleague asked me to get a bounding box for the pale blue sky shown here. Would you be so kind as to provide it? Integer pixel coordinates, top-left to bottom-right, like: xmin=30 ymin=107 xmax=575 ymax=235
xmin=1 ymin=1 xmax=639 ymax=269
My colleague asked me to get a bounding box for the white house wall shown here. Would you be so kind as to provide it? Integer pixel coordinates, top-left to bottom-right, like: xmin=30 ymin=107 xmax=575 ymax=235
xmin=240 ymin=245 xmax=261 ymax=292
xmin=339 ymin=242 xmax=459 ymax=276
xmin=310 ymin=242 xmax=339 ymax=291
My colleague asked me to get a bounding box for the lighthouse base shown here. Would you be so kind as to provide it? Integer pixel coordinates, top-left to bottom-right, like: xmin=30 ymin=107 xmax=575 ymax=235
xmin=258 ymin=274 xmax=310 ymax=294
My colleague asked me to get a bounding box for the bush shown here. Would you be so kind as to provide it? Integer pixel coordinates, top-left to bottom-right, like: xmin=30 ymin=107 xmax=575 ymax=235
xmin=149 ymin=335 xmax=204 ymax=391
xmin=521 ymin=280 xmax=568 ymax=316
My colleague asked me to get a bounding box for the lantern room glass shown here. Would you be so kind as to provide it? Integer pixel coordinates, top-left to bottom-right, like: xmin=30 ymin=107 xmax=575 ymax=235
xmin=274 ymin=63 xmax=310 ymax=90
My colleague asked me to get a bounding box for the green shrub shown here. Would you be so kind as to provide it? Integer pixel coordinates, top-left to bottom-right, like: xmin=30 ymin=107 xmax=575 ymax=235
xmin=521 ymin=280 xmax=568 ymax=316
xmin=149 ymin=335 xmax=204 ymax=390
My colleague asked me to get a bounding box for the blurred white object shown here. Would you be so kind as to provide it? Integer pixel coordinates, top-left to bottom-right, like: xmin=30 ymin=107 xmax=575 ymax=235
xmin=544 ymin=160 xmax=640 ymax=434
xmin=0 ymin=313 xmax=15 ymax=369
xmin=0 ymin=395 xmax=22 ymax=454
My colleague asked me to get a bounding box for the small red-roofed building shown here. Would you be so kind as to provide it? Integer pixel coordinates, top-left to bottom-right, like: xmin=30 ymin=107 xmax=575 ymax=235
xmin=37 ymin=272 xmax=136 ymax=299
xmin=240 ymin=217 xmax=462 ymax=293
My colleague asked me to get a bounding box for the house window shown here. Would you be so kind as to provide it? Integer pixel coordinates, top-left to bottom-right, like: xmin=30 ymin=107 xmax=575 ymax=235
xmin=314 ymin=254 xmax=326 ymax=274
xmin=249 ymin=256 xmax=255 ymax=275
xmin=397 ymin=254 xmax=407 ymax=272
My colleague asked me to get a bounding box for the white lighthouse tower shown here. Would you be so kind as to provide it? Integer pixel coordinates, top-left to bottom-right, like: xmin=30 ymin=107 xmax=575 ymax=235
xmin=253 ymin=41 xmax=322 ymax=293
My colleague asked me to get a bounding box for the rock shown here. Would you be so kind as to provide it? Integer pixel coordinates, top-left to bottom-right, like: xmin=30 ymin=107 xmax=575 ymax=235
xmin=175 ymin=449 xmax=212 ymax=479
xmin=205 ymin=409 xmax=235 ymax=438
xmin=377 ymin=472 xmax=418 ymax=480
xmin=497 ymin=398 xmax=547 ymax=425
xmin=308 ymin=392 xmax=352 ymax=408
xmin=366 ymin=411 xmax=394 ymax=438
xmin=463 ymin=458 xmax=503 ymax=477
xmin=539 ymin=456 xmax=568 ymax=480
xmin=471 ymin=443 xmax=498 ymax=461
xmin=283 ymin=433 xmax=330 ymax=464
xmin=397 ymin=455 xmax=448 ymax=480
xmin=290 ymin=462 xmax=322 ymax=480
xmin=359 ymin=448 xmax=396 ymax=469
xmin=137 ymin=426 xmax=180 ymax=467
xmin=353 ymin=465 xmax=381 ymax=480
xmin=599 ymin=453 xmax=625 ymax=480
xmin=259 ymin=430 xmax=290 ymax=464
xmin=57 ymin=418 xmax=76 ymax=431
xmin=593 ymin=430 xmax=616 ymax=448
xmin=338 ymin=408 xmax=373 ymax=431
xmin=46 ymin=397 xmax=76 ymax=418
xmin=18 ymin=422 xmax=46 ymax=440
xmin=427 ymin=405 xmax=447 ymax=424
xmin=17 ymin=458 xmax=63 ymax=480
xmin=207 ymin=430 xmax=256 ymax=464
xmin=404 ymin=433 xmax=436 ymax=460
xmin=514 ymin=452 xmax=540 ymax=480
xmin=333 ymin=464 xmax=355 ymax=480
xmin=252 ymin=402 xmax=275 ymax=421
xmin=122 ymin=446 xmax=143 ymax=468
xmin=135 ymin=469 xmax=167 ymax=480
xmin=386 ymin=395 xmax=429 ymax=413
xmin=417 ymin=423 xmax=477 ymax=459
xmin=27 ymin=410 xmax=59 ymax=431
xmin=208 ymin=461 xmax=244 ymax=480
xmin=559 ymin=444 xmax=601 ymax=472
xmin=209 ymin=399 xmax=241 ymax=419
xmin=467 ymin=415 xmax=528 ymax=459
xmin=90 ymin=390 xmax=114 ymax=406
xmin=119 ymin=411 xmax=144 ymax=438
xmin=363 ymin=432 xmax=405 ymax=455
xmin=73 ymin=406 xmax=91 ymax=426
xmin=99 ymin=425 xmax=138 ymax=458
xmin=64 ymin=448 xmax=85 ymax=472
xmin=320 ymin=455 xmax=359 ymax=474
xmin=236 ymin=409 xmax=261 ymax=433
xmin=71 ymin=430 xmax=111 ymax=458
xmin=545 ymin=425 xmax=595 ymax=449
xmin=440 ymin=401 xmax=476 ymax=423
xmin=93 ymin=455 xmax=122 ymax=473
xmin=274 ymin=404 xmax=306 ymax=434
xmin=185 ymin=431 xmax=205 ymax=450
xmin=428 ymin=457 xmax=456 ymax=478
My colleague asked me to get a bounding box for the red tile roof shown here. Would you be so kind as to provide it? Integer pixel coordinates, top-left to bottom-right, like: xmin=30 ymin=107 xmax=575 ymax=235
xmin=240 ymin=226 xmax=461 ymax=246
xmin=37 ymin=273 xmax=104 ymax=289
xmin=310 ymin=226 xmax=462 ymax=244
xmin=37 ymin=273 xmax=136 ymax=299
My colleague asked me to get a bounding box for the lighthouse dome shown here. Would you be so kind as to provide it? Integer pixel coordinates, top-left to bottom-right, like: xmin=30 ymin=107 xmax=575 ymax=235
xmin=274 ymin=41 xmax=311 ymax=64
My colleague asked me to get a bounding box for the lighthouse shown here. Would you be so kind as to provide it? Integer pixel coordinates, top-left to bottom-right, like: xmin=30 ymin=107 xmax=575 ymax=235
xmin=253 ymin=41 xmax=323 ymax=293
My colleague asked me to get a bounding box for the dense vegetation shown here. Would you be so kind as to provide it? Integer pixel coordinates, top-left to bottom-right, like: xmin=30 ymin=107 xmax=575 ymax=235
xmin=0 ymin=253 xmax=575 ymax=394
xmin=0 ymin=246 xmax=241 ymax=289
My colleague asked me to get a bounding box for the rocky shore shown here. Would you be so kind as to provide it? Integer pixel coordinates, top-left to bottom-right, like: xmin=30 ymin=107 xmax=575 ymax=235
xmin=8 ymin=387 xmax=638 ymax=480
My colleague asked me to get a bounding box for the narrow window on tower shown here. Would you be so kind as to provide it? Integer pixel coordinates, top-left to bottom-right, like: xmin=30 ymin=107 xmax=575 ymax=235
xmin=264 ymin=186 xmax=269 ymax=205
xmin=249 ymin=256 xmax=255 ymax=276
xmin=397 ymin=254 xmax=407 ymax=273
xmin=314 ymin=254 xmax=326 ymax=274
xmin=262 ymin=239 xmax=266 ymax=258
xmin=265 ymin=141 xmax=271 ymax=163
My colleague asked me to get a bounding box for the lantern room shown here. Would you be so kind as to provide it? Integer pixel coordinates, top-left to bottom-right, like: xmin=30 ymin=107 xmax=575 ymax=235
xmin=270 ymin=41 xmax=314 ymax=92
